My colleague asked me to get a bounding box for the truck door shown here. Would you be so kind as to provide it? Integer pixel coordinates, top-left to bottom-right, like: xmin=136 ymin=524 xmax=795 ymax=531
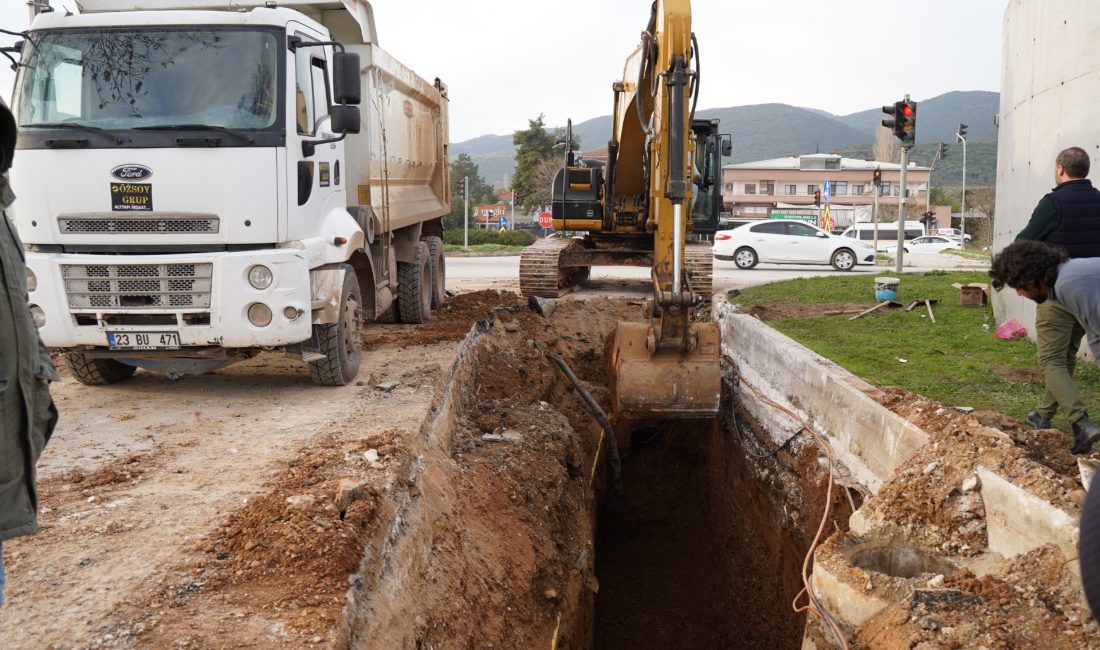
xmin=287 ymin=27 xmax=342 ymax=243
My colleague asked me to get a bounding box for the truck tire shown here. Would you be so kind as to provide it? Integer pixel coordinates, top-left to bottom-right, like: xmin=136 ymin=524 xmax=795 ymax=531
xmin=397 ymin=241 xmax=432 ymax=324
xmin=422 ymin=236 xmax=446 ymax=309
xmin=309 ymin=265 xmax=362 ymax=386
xmin=64 ymin=352 xmax=137 ymax=385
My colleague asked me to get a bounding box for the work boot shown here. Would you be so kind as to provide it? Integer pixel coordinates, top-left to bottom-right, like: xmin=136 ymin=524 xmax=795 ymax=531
xmin=1026 ymin=410 xmax=1052 ymax=430
xmin=1071 ymin=414 xmax=1100 ymax=455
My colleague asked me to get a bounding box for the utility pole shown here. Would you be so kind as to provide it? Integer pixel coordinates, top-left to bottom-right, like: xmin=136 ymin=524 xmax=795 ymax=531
xmin=463 ymin=175 xmax=469 ymax=251
xmin=957 ymin=124 xmax=969 ymax=240
xmin=882 ymin=95 xmax=916 ymax=272
xmin=896 ymin=147 xmax=910 ymax=273
xmin=872 ymin=167 xmax=882 ymax=255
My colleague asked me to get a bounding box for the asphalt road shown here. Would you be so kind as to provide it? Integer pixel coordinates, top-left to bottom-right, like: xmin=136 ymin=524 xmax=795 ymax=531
xmin=446 ymin=252 xmax=989 ymax=296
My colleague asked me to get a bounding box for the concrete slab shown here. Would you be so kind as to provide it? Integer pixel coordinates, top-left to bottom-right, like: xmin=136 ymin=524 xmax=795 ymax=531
xmin=716 ymin=304 xmax=930 ymax=494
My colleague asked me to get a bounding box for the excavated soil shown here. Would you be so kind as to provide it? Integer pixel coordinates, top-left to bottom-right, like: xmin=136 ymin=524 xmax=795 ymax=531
xmin=14 ymin=287 xmax=1093 ymax=648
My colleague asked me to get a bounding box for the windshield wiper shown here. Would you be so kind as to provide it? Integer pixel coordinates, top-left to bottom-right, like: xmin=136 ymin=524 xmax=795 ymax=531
xmin=25 ymin=122 xmax=122 ymax=144
xmin=134 ymin=124 xmax=254 ymax=144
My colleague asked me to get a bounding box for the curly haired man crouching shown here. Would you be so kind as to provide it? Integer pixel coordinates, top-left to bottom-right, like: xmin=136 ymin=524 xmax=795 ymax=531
xmin=990 ymin=240 xmax=1100 ymax=453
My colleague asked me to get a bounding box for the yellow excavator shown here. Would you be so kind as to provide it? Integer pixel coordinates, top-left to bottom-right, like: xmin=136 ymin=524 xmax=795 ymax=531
xmin=519 ymin=0 xmax=730 ymax=422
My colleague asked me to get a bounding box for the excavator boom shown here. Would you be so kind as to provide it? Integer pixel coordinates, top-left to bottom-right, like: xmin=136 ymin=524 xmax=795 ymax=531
xmin=521 ymin=0 xmax=726 ymax=424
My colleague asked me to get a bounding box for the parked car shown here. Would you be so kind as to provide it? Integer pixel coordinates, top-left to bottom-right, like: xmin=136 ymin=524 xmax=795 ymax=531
xmin=712 ymin=219 xmax=876 ymax=271
xmin=934 ymin=227 xmax=973 ymax=241
xmin=883 ymin=235 xmax=963 ymax=254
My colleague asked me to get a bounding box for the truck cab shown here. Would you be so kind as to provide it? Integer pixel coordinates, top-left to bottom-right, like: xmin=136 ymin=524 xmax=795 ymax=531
xmin=11 ymin=1 xmax=450 ymax=385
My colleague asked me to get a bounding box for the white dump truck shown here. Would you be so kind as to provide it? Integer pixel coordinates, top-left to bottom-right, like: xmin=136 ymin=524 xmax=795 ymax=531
xmin=10 ymin=0 xmax=450 ymax=385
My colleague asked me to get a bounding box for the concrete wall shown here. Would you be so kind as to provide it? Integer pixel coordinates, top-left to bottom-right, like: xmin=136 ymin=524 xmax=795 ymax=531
xmin=716 ymin=304 xmax=929 ymax=494
xmin=993 ymin=0 xmax=1100 ymax=332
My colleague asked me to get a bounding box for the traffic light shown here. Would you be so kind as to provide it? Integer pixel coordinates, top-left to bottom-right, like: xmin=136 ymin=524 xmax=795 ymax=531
xmin=456 ymin=178 xmax=466 ymax=199
xmin=881 ymin=103 xmax=897 ymax=133
xmin=872 ymin=168 xmax=882 ymax=186
xmin=882 ymin=100 xmax=916 ymax=145
xmin=896 ymin=100 xmax=916 ymax=145
xmin=813 ymin=190 xmax=821 ymax=206
xmin=956 ymin=123 xmax=968 ymax=142
xmin=938 ymin=142 xmax=948 ymax=159
xmin=512 ymin=190 xmax=519 ymax=203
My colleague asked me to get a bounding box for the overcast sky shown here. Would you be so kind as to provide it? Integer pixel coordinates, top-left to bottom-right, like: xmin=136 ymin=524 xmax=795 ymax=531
xmin=0 ymin=0 xmax=1007 ymax=142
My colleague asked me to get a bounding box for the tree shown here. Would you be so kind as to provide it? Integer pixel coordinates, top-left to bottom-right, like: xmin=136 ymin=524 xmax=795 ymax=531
xmin=872 ymin=125 xmax=900 ymax=165
xmin=512 ymin=114 xmax=579 ymax=212
xmin=526 ymin=156 xmax=564 ymax=210
xmin=445 ymin=153 xmax=493 ymax=230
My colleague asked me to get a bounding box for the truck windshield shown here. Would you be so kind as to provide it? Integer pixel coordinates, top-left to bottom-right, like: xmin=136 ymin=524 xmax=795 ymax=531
xmin=15 ymin=28 xmax=280 ymax=131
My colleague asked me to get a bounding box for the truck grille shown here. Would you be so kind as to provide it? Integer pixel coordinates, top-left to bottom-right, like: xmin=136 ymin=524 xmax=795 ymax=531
xmin=62 ymin=263 xmax=213 ymax=310
xmin=58 ymin=215 xmax=220 ymax=234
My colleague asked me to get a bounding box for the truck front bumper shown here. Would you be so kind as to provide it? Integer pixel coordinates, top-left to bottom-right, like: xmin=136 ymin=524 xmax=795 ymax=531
xmin=26 ymin=249 xmax=313 ymax=350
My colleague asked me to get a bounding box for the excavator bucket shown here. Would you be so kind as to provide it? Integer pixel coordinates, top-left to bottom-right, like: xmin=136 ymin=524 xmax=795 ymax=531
xmin=609 ymin=320 xmax=721 ymax=420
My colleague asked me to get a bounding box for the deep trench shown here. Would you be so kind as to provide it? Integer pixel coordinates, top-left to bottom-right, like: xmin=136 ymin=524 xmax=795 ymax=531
xmin=591 ymin=414 xmax=811 ymax=650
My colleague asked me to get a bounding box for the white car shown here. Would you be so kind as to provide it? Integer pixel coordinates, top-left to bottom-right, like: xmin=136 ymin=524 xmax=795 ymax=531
xmin=934 ymin=228 xmax=973 ymax=241
xmin=884 ymin=235 xmax=963 ymax=254
xmin=713 ymin=219 xmax=876 ymax=271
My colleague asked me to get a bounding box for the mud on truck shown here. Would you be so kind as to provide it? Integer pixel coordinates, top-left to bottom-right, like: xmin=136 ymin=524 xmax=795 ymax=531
xmin=11 ymin=0 xmax=450 ymax=385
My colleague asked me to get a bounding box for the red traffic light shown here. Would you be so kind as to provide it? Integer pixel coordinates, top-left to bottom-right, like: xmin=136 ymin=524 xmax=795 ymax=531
xmin=901 ymin=103 xmax=915 ymax=117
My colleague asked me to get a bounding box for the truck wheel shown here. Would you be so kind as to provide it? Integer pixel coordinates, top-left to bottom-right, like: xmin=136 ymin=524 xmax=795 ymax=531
xmin=397 ymin=241 xmax=432 ymax=324
xmin=64 ymin=352 xmax=136 ymax=385
xmin=422 ymin=236 xmax=446 ymax=309
xmin=309 ymin=265 xmax=362 ymax=386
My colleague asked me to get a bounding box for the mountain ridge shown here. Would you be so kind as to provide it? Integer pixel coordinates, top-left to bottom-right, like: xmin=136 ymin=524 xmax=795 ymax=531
xmin=453 ymin=90 xmax=999 ymax=187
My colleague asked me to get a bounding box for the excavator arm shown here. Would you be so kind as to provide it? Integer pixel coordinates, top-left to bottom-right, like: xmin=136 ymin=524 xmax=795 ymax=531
xmin=608 ymin=0 xmax=721 ymax=422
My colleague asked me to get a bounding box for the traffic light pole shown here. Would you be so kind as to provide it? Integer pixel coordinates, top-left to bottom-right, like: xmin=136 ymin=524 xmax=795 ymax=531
xmin=960 ymin=135 xmax=968 ymax=240
xmin=895 ymin=145 xmax=911 ymax=274
xmin=510 ymin=191 xmax=515 ymax=231
xmin=463 ymin=175 xmax=469 ymax=251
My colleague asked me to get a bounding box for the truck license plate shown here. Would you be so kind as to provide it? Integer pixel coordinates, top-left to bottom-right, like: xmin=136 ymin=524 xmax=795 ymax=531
xmin=107 ymin=331 xmax=180 ymax=351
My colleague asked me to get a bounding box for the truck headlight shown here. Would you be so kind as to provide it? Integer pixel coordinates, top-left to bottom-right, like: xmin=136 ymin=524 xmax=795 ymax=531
xmin=248 ymin=265 xmax=273 ymax=290
xmin=29 ymin=304 xmax=45 ymax=328
xmin=247 ymin=302 xmax=272 ymax=327
xmin=25 ymin=268 xmax=37 ymax=292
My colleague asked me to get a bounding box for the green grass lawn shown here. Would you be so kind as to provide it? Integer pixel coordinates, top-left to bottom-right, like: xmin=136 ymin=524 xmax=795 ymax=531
xmin=943 ymin=247 xmax=992 ymax=261
xmin=729 ymin=271 xmax=1100 ymax=431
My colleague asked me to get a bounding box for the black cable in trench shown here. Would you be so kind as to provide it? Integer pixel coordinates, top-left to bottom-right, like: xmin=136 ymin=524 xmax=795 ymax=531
xmin=545 ymin=351 xmax=623 ymax=490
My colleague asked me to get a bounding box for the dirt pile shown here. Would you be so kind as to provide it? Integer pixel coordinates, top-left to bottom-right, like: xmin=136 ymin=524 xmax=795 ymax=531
xmin=856 ymin=545 xmax=1096 ymax=649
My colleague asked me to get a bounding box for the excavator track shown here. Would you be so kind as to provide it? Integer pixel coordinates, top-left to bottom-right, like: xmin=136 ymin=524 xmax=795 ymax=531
xmin=519 ymin=237 xmax=588 ymax=298
xmin=685 ymin=241 xmax=714 ymax=302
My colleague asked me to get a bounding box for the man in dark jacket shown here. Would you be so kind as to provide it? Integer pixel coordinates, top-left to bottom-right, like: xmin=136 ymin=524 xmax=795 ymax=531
xmin=0 ymin=97 xmax=58 ymax=605
xmin=1015 ymin=146 xmax=1100 ymax=453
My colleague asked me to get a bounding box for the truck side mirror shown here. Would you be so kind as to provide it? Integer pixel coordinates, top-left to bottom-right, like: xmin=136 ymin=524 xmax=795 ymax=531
xmin=330 ymin=105 xmax=360 ymax=135
xmin=332 ymin=52 xmax=361 ymax=105
xmin=721 ymin=138 xmax=732 ymax=157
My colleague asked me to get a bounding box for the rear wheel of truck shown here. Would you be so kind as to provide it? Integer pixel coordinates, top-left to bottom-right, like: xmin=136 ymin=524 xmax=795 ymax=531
xmin=397 ymin=241 xmax=432 ymax=324
xmin=64 ymin=353 xmax=137 ymax=385
xmin=309 ymin=265 xmax=363 ymax=386
xmin=422 ymin=236 xmax=446 ymax=309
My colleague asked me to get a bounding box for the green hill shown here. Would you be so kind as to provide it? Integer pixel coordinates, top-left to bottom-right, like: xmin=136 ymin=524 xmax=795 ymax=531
xmin=452 ymin=90 xmax=1000 ymax=188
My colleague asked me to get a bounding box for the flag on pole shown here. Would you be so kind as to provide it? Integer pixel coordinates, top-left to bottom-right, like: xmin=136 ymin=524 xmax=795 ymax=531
xmin=821 ymin=204 xmax=834 ymax=232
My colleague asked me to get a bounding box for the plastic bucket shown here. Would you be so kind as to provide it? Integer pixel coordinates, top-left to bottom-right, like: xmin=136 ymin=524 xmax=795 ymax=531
xmin=874 ymin=277 xmax=899 ymax=301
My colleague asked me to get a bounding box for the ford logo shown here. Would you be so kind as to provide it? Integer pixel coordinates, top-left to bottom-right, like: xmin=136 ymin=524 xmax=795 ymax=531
xmin=111 ymin=164 xmax=153 ymax=181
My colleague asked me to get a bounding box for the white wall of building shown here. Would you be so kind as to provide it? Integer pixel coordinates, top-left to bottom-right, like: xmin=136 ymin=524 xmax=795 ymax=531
xmin=993 ymin=0 xmax=1100 ymax=334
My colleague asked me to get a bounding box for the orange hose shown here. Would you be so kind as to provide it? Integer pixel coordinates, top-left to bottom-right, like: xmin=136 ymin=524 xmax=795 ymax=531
xmin=724 ymin=355 xmax=850 ymax=650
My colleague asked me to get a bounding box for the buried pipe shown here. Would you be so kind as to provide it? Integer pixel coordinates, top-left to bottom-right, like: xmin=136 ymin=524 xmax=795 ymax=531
xmin=545 ymin=351 xmax=623 ymax=489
